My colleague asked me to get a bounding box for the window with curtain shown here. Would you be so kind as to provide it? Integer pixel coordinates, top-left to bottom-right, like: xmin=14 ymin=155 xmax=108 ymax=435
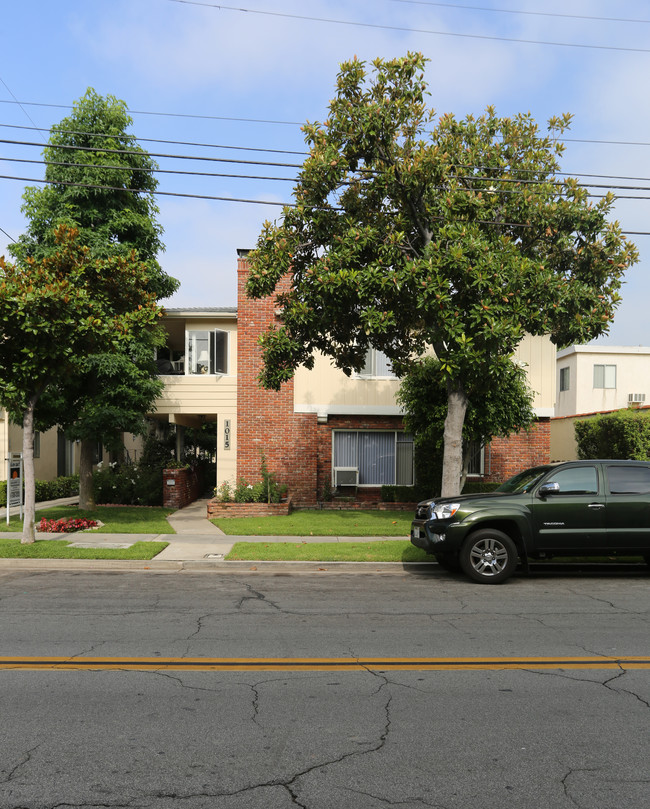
xmin=358 ymin=348 xmax=397 ymax=378
xmin=333 ymin=431 xmax=413 ymax=485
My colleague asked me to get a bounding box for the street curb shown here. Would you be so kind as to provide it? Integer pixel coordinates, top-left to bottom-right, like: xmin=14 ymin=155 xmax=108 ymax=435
xmin=0 ymin=559 xmax=437 ymax=574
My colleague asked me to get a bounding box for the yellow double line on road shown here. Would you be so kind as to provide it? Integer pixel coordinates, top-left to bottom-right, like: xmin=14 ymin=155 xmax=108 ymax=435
xmin=0 ymin=656 xmax=649 ymax=671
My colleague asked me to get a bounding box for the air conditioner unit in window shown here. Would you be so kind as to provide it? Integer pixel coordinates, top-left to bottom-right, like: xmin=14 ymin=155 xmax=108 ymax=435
xmin=628 ymin=393 xmax=646 ymax=403
xmin=334 ymin=467 xmax=359 ymax=487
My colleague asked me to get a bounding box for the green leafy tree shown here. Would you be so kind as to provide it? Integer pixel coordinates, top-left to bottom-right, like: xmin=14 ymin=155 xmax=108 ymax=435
xmin=397 ymin=357 xmax=536 ymax=493
xmin=246 ymin=53 xmax=638 ymax=496
xmin=0 ymin=227 xmax=161 ymax=542
xmin=10 ymin=89 xmax=178 ymax=509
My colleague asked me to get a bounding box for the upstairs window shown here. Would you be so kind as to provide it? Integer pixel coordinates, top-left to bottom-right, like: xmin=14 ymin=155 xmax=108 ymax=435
xmin=559 ymin=366 xmax=570 ymax=392
xmin=186 ymin=330 xmax=228 ymax=375
xmin=593 ymin=364 xmax=616 ymax=389
xmin=358 ymin=348 xmax=397 ymax=378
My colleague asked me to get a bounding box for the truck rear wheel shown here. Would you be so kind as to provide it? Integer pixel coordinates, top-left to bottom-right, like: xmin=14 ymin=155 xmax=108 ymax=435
xmin=460 ymin=529 xmax=518 ymax=584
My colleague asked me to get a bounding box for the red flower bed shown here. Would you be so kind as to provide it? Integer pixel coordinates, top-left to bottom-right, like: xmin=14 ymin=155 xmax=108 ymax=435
xmin=38 ymin=517 xmax=98 ymax=533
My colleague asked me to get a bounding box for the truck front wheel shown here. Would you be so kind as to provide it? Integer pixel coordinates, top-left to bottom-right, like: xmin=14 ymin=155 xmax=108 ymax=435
xmin=460 ymin=529 xmax=518 ymax=584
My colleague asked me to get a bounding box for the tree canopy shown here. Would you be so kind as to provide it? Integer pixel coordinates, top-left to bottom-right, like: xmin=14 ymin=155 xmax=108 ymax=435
xmin=246 ymin=53 xmax=638 ymax=495
xmin=8 ymin=88 xmax=178 ymax=509
xmin=0 ymin=227 xmax=162 ymax=540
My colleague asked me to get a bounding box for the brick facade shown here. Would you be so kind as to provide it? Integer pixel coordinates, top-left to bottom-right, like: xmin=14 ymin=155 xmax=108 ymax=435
xmin=481 ymin=419 xmax=551 ymax=483
xmin=236 ymin=253 xmax=552 ymax=504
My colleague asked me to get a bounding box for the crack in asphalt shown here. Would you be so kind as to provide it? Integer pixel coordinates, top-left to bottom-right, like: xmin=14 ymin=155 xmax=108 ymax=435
xmin=342 ymin=785 xmax=446 ymax=808
xmin=561 ymin=767 xmax=600 ymax=808
xmin=233 ymin=580 xmax=283 ymax=612
xmin=0 ymin=744 xmax=41 ymax=785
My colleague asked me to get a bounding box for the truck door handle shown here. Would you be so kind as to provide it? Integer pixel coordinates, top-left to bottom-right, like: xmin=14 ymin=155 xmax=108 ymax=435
xmin=588 ymin=503 xmax=605 ymax=509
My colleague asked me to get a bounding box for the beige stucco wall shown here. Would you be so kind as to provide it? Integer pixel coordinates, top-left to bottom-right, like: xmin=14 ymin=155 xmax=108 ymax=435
xmin=294 ymin=333 xmax=556 ymax=418
xmin=550 ymin=416 xmax=579 ymax=461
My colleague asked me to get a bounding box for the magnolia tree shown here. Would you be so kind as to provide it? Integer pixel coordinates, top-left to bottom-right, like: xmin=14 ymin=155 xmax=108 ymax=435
xmin=246 ymin=53 xmax=638 ymax=496
xmin=0 ymin=227 xmax=161 ymax=542
xmin=10 ymin=89 xmax=177 ymax=509
xmin=397 ymin=357 xmax=536 ymax=493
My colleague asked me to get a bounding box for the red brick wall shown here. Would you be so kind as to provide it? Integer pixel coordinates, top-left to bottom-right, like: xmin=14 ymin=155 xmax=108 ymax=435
xmin=237 ymin=254 xmax=319 ymax=504
xmin=483 ymin=419 xmax=551 ymax=482
xmin=162 ymin=467 xmax=203 ymax=509
xmin=207 ymin=501 xmax=290 ymax=518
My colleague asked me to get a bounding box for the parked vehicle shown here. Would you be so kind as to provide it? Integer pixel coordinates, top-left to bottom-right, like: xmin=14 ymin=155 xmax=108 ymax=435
xmin=411 ymin=460 xmax=650 ymax=584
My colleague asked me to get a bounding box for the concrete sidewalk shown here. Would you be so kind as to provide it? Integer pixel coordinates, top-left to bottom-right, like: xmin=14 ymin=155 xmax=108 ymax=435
xmin=0 ymin=496 xmax=414 ymax=571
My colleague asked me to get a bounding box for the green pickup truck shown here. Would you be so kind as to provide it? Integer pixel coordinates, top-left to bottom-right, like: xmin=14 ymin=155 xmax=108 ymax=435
xmin=410 ymin=460 xmax=650 ymax=584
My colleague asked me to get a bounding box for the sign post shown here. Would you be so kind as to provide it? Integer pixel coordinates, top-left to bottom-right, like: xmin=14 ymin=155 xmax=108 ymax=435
xmin=7 ymin=452 xmax=23 ymax=525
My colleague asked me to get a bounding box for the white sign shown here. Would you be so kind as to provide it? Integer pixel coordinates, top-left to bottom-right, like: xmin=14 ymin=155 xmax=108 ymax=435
xmin=7 ymin=453 xmax=23 ymax=523
xmin=224 ymin=419 xmax=231 ymax=450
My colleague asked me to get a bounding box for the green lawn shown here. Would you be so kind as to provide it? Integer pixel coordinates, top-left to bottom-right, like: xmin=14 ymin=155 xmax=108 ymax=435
xmin=0 ymin=538 xmax=169 ymax=559
xmin=3 ymin=505 xmax=176 ymax=534
xmin=212 ymin=509 xmax=413 ymax=536
xmin=226 ymin=540 xmax=429 ymax=563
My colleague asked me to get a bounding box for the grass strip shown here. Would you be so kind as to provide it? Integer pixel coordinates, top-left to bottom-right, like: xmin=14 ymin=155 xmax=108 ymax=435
xmin=3 ymin=505 xmax=176 ymax=534
xmin=213 ymin=510 xmax=412 ymax=537
xmin=226 ymin=540 xmax=429 ymax=563
xmin=0 ymin=538 xmax=169 ymax=560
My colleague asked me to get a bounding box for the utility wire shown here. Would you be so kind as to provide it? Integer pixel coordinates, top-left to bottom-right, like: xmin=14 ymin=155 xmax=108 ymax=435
xmin=1 ymin=173 xmax=648 ymax=235
xmin=0 ymin=99 xmax=302 ymax=126
xmin=164 ymin=0 xmax=650 ymax=54
xmin=389 ymin=0 xmax=650 ymax=26
xmin=0 ymin=225 xmax=16 ymax=243
xmin=2 ymin=103 xmax=650 ymax=151
xmin=0 ymin=156 xmax=296 ymax=184
xmin=0 ymin=137 xmax=304 ymax=170
xmin=0 ymin=122 xmax=307 ymax=156
xmin=5 ymin=147 xmax=650 ymax=195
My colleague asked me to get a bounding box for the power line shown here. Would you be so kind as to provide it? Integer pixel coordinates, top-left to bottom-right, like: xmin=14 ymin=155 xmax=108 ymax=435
xmin=1 ymin=173 xmax=648 ymax=235
xmin=0 ymin=99 xmax=302 ymax=127
xmin=2 ymin=102 xmax=650 ymax=151
xmin=164 ymin=0 xmax=650 ymax=54
xmin=0 ymin=155 xmax=296 ymax=184
xmin=0 ymin=122 xmax=307 ymax=157
xmin=0 ymin=225 xmax=16 ymax=243
xmin=0 ymin=137 xmax=304 ymax=170
xmin=389 ymin=0 xmax=650 ymax=26
xmin=0 ymin=173 xmax=290 ymax=207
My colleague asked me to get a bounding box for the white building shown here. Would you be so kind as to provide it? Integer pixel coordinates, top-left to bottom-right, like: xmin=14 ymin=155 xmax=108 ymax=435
xmin=555 ymin=345 xmax=650 ymax=419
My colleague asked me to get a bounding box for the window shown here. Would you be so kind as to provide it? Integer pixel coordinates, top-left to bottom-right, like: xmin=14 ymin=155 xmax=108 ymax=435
xmin=545 ymin=466 xmax=598 ymax=495
xmin=33 ymin=432 xmax=40 ymax=459
xmin=466 ymin=441 xmax=484 ymax=476
xmin=333 ymin=431 xmax=413 ymax=486
xmin=358 ymin=348 xmax=396 ymax=378
xmin=559 ymin=366 xmax=570 ymax=392
xmin=186 ymin=330 xmax=228 ymax=375
xmin=593 ymin=364 xmax=616 ymax=389
xmin=607 ymin=465 xmax=650 ymax=494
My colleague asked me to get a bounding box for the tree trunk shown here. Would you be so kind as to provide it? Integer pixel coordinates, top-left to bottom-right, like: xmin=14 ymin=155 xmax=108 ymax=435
xmin=440 ymin=381 xmax=469 ymax=498
xmin=21 ymin=399 xmax=38 ymax=544
xmin=78 ymin=438 xmax=96 ymax=511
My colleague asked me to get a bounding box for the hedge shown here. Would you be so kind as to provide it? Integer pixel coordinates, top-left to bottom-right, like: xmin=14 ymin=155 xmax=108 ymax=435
xmin=1 ymin=474 xmax=79 ymax=507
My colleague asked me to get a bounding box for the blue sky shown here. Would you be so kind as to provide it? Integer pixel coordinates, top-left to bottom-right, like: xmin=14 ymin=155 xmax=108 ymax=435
xmin=1 ymin=0 xmax=649 ymax=344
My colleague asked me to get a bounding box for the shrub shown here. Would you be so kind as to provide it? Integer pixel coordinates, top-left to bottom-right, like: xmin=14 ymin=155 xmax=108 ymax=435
xmin=1 ymin=474 xmax=79 ymax=506
xmin=575 ymin=409 xmax=650 ymax=460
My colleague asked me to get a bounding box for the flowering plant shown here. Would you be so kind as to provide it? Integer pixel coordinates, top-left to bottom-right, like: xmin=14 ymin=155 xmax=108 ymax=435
xmin=38 ymin=517 xmax=98 ymax=533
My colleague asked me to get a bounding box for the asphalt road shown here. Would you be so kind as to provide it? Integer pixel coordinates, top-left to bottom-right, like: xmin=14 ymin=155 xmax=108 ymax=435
xmin=0 ymin=566 xmax=648 ymax=809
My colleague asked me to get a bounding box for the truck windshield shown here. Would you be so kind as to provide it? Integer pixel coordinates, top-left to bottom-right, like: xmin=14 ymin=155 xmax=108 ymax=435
xmin=496 ymin=466 xmax=551 ymax=494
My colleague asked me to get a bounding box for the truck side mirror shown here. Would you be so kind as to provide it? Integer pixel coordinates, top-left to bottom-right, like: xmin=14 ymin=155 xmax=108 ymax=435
xmin=538 ymin=482 xmax=560 ymax=498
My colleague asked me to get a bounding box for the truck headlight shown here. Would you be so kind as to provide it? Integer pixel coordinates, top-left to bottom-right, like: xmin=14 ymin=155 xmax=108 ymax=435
xmin=432 ymin=502 xmax=460 ymax=520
